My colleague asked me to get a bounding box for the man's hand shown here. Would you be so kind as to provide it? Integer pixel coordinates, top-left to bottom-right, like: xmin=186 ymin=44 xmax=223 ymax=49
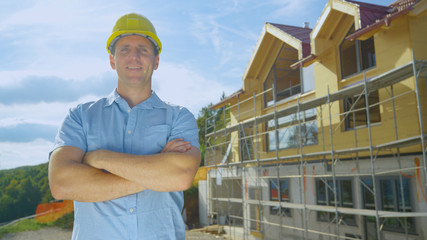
xmin=161 ymin=138 xmax=191 ymax=153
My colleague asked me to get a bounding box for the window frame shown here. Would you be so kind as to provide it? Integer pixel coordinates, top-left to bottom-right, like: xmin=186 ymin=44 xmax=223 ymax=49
xmin=315 ymin=178 xmax=356 ymax=226
xmin=339 ymin=25 xmax=376 ymax=79
xmin=269 ymin=178 xmax=291 ymax=217
xmin=343 ymin=90 xmax=381 ymax=131
xmin=266 ymin=108 xmax=318 ymax=152
xmin=361 ymin=176 xmax=416 ymax=234
xmin=263 ymin=44 xmax=302 ymax=108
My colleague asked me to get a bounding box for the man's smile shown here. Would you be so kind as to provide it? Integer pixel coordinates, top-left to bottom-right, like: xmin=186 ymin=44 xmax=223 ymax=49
xmin=127 ymin=66 xmax=142 ymax=70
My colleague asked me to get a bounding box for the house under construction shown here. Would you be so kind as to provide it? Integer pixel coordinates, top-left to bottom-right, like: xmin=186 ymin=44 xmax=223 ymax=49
xmin=199 ymin=0 xmax=427 ymax=239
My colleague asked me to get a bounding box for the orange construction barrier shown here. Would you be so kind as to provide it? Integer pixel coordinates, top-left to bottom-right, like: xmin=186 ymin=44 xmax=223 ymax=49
xmin=35 ymin=200 xmax=74 ymax=223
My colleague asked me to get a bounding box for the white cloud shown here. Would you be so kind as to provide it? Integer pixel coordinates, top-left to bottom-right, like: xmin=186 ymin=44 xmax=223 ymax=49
xmin=153 ymin=62 xmax=238 ymax=116
xmin=0 ymin=95 xmax=102 ymax=128
xmin=0 ymin=139 xmax=53 ymax=170
xmin=0 ymin=0 xmax=120 ymax=34
xmin=189 ymin=11 xmax=258 ymax=67
xmin=190 ymin=14 xmax=215 ymax=46
xmin=0 ymin=70 xmax=34 ymax=87
xmin=222 ymin=67 xmax=244 ymax=79
xmin=0 ymin=117 xmax=50 ymax=128
xmin=267 ymin=0 xmax=319 ymax=20
xmin=0 ymin=0 xmax=128 ymax=83
xmin=0 ymin=57 xmax=111 ymax=86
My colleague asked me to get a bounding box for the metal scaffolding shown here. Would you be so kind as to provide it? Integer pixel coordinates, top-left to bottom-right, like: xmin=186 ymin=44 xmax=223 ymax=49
xmin=203 ymin=60 xmax=427 ymax=240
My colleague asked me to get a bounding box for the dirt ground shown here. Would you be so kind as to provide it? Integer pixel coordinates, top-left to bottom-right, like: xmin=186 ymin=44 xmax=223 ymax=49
xmin=0 ymin=227 xmax=71 ymax=240
xmin=0 ymin=227 xmax=228 ymax=240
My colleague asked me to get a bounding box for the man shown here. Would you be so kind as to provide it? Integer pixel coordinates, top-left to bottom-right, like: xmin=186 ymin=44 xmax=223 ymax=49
xmin=49 ymin=13 xmax=201 ymax=239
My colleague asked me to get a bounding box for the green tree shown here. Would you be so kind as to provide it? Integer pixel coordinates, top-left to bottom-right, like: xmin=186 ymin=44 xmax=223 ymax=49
xmin=0 ymin=195 xmax=18 ymax=221
xmin=17 ymin=178 xmax=41 ymax=217
xmin=0 ymin=163 xmax=54 ymax=223
xmin=196 ymin=92 xmax=230 ymax=166
xmin=197 ymin=104 xmax=213 ymax=166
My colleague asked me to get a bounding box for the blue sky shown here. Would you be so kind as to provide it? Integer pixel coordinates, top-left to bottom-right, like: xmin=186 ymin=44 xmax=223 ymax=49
xmin=0 ymin=0 xmax=394 ymax=170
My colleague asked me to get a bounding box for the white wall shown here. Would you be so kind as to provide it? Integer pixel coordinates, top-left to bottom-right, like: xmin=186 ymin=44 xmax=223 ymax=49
xmin=198 ymin=180 xmax=209 ymax=227
xmin=302 ymin=64 xmax=315 ymax=93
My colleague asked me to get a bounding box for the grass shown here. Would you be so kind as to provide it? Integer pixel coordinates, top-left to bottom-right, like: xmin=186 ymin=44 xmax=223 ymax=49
xmin=0 ymin=218 xmax=44 ymax=237
xmin=0 ymin=212 xmax=74 ymax=238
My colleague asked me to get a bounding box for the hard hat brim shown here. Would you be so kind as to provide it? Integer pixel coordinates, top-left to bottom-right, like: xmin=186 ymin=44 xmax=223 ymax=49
xmin=106 ymin=30 xmax=162 ymax=55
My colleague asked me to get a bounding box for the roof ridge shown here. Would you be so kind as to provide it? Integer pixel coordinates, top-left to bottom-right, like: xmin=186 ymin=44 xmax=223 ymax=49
xmin=346 ymin=0 xmax=391 ymax=9
xmin=388 ymin=0 xmax=418 ymax=12
xmin=267 ymin=22 xmax=312 ymax=30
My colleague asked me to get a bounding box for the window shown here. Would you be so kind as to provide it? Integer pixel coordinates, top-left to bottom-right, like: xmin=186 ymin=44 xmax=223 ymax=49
xmin=264 ymin=44 xmax=301 ymax=107
xmin=266 ymin=108 xmax=318 ymax=151
xmin=269 ymin=179 xmax=291 ymax=217
xmin=340 ymin=25 xmax=376 ymax=79
xmin=316 ymin=179 xmax=356 ymax=225
xmin=343 ymin=91 xmax=381 ymax=130
xmin=362 ymin=177 xmax=415 ymax=233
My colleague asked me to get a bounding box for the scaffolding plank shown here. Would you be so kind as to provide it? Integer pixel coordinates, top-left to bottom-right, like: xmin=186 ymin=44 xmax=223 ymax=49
xmin=206 ymin=134 xmax=427 ymax=169
xmin=375 ymin=134 xmax=427 ymax=149
xmin=212 ymin=197 xmax=427 ymax=218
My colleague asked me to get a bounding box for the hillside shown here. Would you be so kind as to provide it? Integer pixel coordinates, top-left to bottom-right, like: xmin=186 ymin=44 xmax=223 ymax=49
xmin=0 ymin=163 xmax=54 ymax=223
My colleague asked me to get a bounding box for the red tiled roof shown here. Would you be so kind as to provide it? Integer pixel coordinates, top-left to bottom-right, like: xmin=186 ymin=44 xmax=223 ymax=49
xmin=347 ymin=0 xmax=391 ymax=28
xmin=389 ymin=0 xmax=418 ymax=11
xmin=346 ymin=0 xmax=418 ymax=40
xmin=268 ymin=23 xmax=311 ymax=43
xmin=268 ymin=23 xmax=312 ymax=58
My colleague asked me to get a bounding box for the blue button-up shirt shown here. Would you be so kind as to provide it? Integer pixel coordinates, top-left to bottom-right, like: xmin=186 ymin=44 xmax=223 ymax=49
xmin=51 ymin=90 xmax=200 ymax=240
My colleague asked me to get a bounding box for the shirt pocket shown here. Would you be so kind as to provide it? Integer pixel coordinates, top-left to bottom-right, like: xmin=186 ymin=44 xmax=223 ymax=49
xmin=139 ymin=208 xmax=177 ymax=239
xmin=142 ymin=125 xmax=171 ymax=154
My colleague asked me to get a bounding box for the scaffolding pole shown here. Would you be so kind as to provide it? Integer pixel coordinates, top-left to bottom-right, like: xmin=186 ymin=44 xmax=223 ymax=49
xmin=363 ymin=73 xmax=382 ymax=240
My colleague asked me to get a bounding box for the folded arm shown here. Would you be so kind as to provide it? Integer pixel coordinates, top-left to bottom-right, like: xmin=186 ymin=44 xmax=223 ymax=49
xmin=84 ymin=139 xmax=201 ymax=192
xmin=49 ymin=146 xmax=147 ymax=202
xmin=49 ymin=139 xmax=200 ymax=202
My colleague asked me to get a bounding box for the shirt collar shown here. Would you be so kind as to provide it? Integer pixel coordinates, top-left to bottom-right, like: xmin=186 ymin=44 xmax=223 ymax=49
xmin=105 ymin=89 xmax=119 ymax=107
xmin=105 ymin=89 xmax=167 ymax=109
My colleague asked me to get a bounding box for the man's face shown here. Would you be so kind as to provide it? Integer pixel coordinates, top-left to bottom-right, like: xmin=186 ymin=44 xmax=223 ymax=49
xmin=109 ymin=35 xmax=159 ymax=90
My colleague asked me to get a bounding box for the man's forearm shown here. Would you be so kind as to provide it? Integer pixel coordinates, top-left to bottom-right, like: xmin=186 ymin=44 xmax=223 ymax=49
xmin=85 ymin=147 xmax=201 ymax=192
xmin=49 ymin=146 xmax=146 ymax=202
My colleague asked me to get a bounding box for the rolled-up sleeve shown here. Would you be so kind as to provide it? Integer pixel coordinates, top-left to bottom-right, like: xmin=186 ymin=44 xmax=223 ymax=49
xmin=50 ymin=105 xmax=87 ymax=157
xmin=169 ymin=107 xmax=200 ymax=150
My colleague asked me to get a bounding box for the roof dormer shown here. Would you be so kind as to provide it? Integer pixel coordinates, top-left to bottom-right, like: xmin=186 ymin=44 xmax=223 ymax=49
xmin=311 ymin=0 xmax=389 ymax=56
xmin=242 ymin=23 xmax=311 ymax=91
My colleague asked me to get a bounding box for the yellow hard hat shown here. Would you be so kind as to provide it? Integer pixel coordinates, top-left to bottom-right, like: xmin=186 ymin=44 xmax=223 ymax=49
xmin=106 ymin=13 xmax=162 ymax=55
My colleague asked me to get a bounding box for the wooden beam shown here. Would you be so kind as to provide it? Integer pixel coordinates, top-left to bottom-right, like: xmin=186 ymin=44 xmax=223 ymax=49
xmin=325 ymin=13 xmax=345 ymax=40
xmin=252 ymin=38 xmax=282 ymax=79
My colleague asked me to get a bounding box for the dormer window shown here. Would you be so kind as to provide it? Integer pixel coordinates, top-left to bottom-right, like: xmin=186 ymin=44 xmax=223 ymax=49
xmin=340 ymin=25 xmax=376 ymax=79
xmin=264 ymin=44 xmax=301 ymax=107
